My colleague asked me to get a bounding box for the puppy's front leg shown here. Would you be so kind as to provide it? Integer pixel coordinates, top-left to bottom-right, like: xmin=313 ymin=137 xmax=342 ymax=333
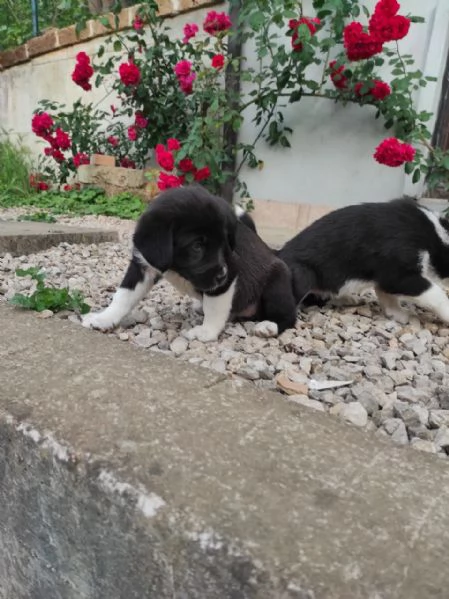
xmin=82 ymin=258 xmax=158 ymax=330
xmin=185 ymin=280 xmax=236 ymax=342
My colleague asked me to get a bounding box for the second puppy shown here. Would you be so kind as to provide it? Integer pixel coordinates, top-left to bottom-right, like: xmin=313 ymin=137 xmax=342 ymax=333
xmin=83 ymin=185 xmax=297 ymax=340
xmin=277 ymin=197 xmax=449 ymax=325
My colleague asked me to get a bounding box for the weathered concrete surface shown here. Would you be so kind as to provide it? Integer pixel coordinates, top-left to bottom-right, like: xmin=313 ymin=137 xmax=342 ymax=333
xmin=0 ymin=220 xmax=118 ymax=256
xmin=2 ymin=305 xmax=449 ymax=598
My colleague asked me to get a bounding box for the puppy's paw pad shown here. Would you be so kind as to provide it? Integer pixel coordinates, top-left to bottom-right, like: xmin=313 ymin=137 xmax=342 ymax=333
xmin=185 ymin=325 xmax=219 ymax=343
xmin=82 ymin=311 xmax=117 ymax=331
xmin=254 ymin=321 xmax=278 ymax=338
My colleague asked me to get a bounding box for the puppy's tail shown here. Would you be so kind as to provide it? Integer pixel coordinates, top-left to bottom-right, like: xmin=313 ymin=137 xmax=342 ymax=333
xmin=234 ymin=204 xmax=257 ymax=233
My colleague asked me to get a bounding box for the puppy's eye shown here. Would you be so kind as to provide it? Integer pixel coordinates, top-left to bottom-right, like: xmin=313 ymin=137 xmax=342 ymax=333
xmin=191 ymin=240 xmax=205 ymax=254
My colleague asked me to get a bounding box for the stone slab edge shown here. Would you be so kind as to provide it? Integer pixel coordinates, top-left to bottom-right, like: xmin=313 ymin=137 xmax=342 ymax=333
xmin=0 ymin=227 xmax=118 ymax=256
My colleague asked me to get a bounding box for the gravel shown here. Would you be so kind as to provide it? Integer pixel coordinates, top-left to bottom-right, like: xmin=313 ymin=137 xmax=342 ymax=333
xmin=2 ymin=210 xmax=449 ymax=459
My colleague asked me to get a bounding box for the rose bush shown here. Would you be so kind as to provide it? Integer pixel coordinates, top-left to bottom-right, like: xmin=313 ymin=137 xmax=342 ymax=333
xmin=30 ymin=0 xmax=448 ymax=197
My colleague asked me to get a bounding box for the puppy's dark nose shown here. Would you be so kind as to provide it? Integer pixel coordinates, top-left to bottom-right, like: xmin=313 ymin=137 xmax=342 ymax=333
xmin=214 ymin=267 xmax=227 ymax=286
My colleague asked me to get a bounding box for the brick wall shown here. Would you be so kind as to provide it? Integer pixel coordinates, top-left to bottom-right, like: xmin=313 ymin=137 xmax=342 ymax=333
xmin=0 ymin=0 xmax=219 ymax=70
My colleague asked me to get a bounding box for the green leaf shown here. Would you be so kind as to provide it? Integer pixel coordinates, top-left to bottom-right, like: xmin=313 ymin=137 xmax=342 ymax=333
xmin=99 ymin=15 xmax=112 ymax=29
xmin=412 ymin=168 xmax=421 ymax=184
xmin=442 ymin=155 xmax=449 ymax=170
xmin=404 ymin=161 xmax=414 ymax=175
xmin=289 ymin=90 xmax=302 ymax=103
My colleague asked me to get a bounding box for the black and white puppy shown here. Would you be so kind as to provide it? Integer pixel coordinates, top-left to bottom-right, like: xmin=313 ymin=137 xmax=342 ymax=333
xmin=277 ymin=197 xmax=449 ymax=324
xmin=82 ymin=185 xmax=297 ymax=340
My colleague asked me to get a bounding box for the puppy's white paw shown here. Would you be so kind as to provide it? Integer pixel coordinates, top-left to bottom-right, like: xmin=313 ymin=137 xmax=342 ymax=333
xmin=81 ymin=310 xmax=119 ymax=331
xmin=191 ymin=298 xmax=203 ymax=315
xmin=254 ymin=320 xmax=279 ymax=338
xmin=185 ymin=325 xmax=219 ymax=343
xmin=385 ymin=307 xmax=409 ymax=325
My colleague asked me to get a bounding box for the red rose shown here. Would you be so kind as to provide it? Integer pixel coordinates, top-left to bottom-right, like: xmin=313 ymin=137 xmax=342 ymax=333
xmin=174 ymin=60 xmax=196 ymax=94
xmin=119 ymin=61 xmax=141 ymax=86
xmin=120 ymin=157 xmax=136 ymax=169
xmin=128 ymin=125 xmax=138 ymax=141
xmin=76 ymin=51 xmax=90 ymax=64
xmin=133 ymin=15 xmax=144 ymax=31
xmin=51 ymin=148 xmax=65 ymax=163
xmin=194 ymin=166 xmax=211 ymax=181
xmin=178 ymin=158 xmax=196 ymax=173
xmin=374 ymin=137 xmax=416 ymax=167
xmin=329 ymin=60 xmax=349 ymax=90
xmin=183 ymin=23 xmax=199 ymax=44
xmin=73 ymin=152 xmax=90 ymax=167
xmin=155 ymin=144 xmax=175 ymax=171
xmin=211 ymin=54 xmax=225 ymax=69
xmin=203 ymin=11 xmax=232 ymax=36
xmin=107 ymin=135 xmax=119 ymax=147
xmin=355 ymin=79 xmax=391 ymax=100
xmin=63 ymin=184 xmax=73 ymax=191
xmin=289 ymin=17 xmax=321 ymax=52
xmin=38 ymin=181 xmax=49 ymax=191
xmin=54 ymin=128 xmax=71 ymax=150
xmin=369 ymin=12 xmax=410 ymax=42
xmin=135 ymin=112 xmax=148 ymax=128
xmin=111 ymin=105 xmax=117 ymax=114
xmin=167 ymin=138 xmax=181 ymax=151
xmin=343 ymin=21 xmax=383 ymax=61
xmin=174 ymin=60 xmax=192 ymax=78
xmin=374 ymin=0 xmax=400 ymax=18
xmin=32 ymin=112 xmax=54 ymax=137
xmin=71 ymin=52 xmax=94 ymax=91
xmin=157 ymin=172 xmax=184 ymax=190
xmin=179 ymin=73 xmax=196 ymax=95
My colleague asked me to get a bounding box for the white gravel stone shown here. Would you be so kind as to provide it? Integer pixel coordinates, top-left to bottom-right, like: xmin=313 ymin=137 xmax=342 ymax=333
xmin=340 ymin=402 xmax=368 ymax=427
xmin=434 ymin=426 xmax=449 ymax=451
xmin=382 ymin=418 xmax=409 ymax=445
xmin=170 ymin=336 xmax=189 ymax=356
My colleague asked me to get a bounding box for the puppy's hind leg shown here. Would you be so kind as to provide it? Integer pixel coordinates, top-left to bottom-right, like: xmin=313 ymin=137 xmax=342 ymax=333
xmin=375 ymin=286 xmax=409 ymax=324
xmin=255 ymin=264 xmax=297 ymax=337
xmin=82 ymin=258 xmax=158 ymax=330
xmin=411 ymin=281 xmax=449 ymax=323
xmin=380 ymin=275 xmax=449 ymax=324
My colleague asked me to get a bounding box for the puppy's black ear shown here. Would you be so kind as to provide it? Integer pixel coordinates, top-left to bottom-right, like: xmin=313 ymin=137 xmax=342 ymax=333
xmin=133 ymin=214 xmax=173 ymax=272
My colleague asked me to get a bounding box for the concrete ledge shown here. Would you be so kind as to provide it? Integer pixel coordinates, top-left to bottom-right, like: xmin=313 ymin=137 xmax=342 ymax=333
xmin=0 ymin=220 xmax=118 ymax=256
xmin=2 ymin=304 xmax=449 ymax=598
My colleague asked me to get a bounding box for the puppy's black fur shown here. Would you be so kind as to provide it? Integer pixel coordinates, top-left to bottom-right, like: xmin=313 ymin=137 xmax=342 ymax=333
xmin=277 ymin=198 xmax=449 ymax=323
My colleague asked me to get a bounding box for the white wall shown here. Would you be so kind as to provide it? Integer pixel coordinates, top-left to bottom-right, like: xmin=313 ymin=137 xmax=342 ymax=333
xmin=0 ymin=0 xmax=448 ymax=206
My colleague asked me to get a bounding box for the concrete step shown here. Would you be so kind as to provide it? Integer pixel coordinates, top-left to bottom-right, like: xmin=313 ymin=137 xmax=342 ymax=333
xmin=1 ymin=304 xmax=449 ymax=598
xmin=0 ymin=220 xmax=118 ymax=256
